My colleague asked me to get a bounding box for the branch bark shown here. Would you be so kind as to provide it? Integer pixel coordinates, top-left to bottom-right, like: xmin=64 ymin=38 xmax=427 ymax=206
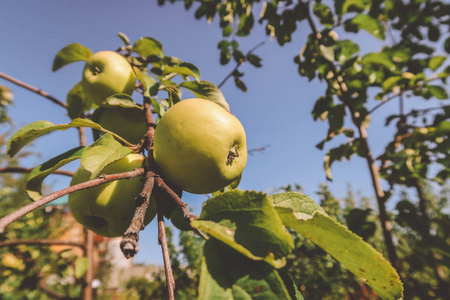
xmin=0 ymin=239 xmax=85 ymax=249
xmin=120 ymin=172 xmax=157 ymax=258
xmin=157 ymin=200 xmax=175 ymax=300
xmin=0 ymin=167 xmax=74 ymax=177
xmin=0 ymin=168 xmax=144 ymax=233
xmin=300 ymin=0 xmax=400 ymax=268
xmin=0 ymin=71 xmax=66 ymax=108
xmin=83 ymin=228 xmax=94 ymax=300
xmin=218 ymin=41 xmax=265 ymax=89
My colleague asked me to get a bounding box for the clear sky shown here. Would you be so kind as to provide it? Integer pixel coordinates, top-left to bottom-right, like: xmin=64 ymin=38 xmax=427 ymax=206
xmin=0 ymin=1 xmax=415 ymax=265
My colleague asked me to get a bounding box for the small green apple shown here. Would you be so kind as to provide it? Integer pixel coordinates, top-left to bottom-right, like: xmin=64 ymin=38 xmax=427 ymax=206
xmin=153 ymin=98 xmax=247 ymax=194
xmin=169 ymin=207 xmax=192 ymax=231
xmin=81 ymin=51 xmax=136 ymax=106
xmin=96 ymin=106 xmax=147 ymax=144
xmin=68 ymin=154 xmax=155 ymax=237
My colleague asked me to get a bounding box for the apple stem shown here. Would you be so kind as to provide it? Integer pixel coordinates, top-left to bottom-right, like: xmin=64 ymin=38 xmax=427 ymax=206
xmin=143 ymin=95 xmax=156 ymax=149
xmin=227 ymin=146 xmax=239 ymax=165
xmin=120 ymin=171 xmax=157 ymax=259
xmin=93 ymin=66 xmax=101 ymax=75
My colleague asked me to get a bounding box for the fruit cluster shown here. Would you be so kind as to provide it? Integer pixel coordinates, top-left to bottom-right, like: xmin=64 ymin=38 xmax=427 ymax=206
xmin=68 ymin=51 xmax=247 ymax=237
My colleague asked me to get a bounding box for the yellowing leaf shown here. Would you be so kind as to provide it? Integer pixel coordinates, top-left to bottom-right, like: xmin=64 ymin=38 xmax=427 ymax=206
xmin=271 ymin=192 xmax=403 ymax=300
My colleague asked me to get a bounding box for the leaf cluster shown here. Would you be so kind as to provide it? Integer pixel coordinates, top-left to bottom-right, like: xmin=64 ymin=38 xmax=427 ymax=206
xmin=0 ymin=138 xmax=83 ymax=299
xmin=2 ymin=32 xmax=407 ymax=300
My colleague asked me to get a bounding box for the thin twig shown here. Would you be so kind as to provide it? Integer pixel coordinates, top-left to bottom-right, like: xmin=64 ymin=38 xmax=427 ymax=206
xmin=218 ymin=41 xmax=265 ymax=88
xmin=157 ymin=200 xmax=175 ymax=300
xmin=0 ymin=72 xmax=67 ymax=108
xmin=0 ymin=167 xmax=74 ymax=177
xmin=0 ymin=168 xmax=144 ymax=233
xmin=78 ymin=127 xmax=87 ymax=148
xmin=368 ymin=92 xmax=403 ymax=115
xmin=154 ymin=177 xmax=207 ymax=240
xmin=368 ymin=76 xmax=445 ymax=115
xmin=0 ymin=239 xmax=85 ymax=249
xmin=120 ymin=172 xmax=157 ymax=258
xmin=248 ymin=145 xmax=270 ymax=155
xmin=154 ymin=177 xmax=196 ymax=222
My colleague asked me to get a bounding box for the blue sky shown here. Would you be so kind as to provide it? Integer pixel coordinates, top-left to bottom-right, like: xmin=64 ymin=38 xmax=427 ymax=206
xmin=0 ymin=1 xmax=418 ymax=264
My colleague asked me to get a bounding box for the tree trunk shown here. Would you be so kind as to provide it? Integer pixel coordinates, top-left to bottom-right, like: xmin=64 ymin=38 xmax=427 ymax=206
xmin=83 ymin=229 xmax=94 ymax=300
xmin=358 ymin=125 xmax=399 ymax=269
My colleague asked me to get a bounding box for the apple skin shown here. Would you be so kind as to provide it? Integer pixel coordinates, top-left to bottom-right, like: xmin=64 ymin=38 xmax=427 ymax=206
xmin=169 ymin=207 xmax=192 ymax=231
xmin=153 ymin=98 xmax=247 ymax=194
xmin=81 ymin=51 xmax=136 ymax=106
xmin=97 ymin=106 xmax=147 ymax=144
xmin=68 ymin=154 xmax=155 ymax=237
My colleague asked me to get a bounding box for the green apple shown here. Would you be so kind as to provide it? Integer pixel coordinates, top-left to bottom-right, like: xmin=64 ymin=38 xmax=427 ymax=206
xmin=81 ymin=51 xmax=136 ymax=106
xmin=68 ymin=154 xmax=155 ymax=237
xmin=96 ymin=106 xmax=147 ymax=144
xmin=169 ymin=206 xmax=192 ymax=231
xmin=153 ymin=98 xmax=247 ymax=194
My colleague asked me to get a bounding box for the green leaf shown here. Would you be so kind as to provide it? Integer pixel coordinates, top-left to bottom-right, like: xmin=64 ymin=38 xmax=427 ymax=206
xmin=7 ymin=118 xmax=127 ymax=157
xmin=117 ymin=32 xmax=131 ymax=46
xmin=104 ymin=93 xmax=140 ymax=108
xmin=80 ymin=134 xmax=132 ymax=180
xmin=271 ymin=192 xmax=404 ymax=300
xmin=270 ymin=192 xmax=325 ymax=221
xmin=323 ymin=142 xmax=358 ymax=180
xmin=198 ymin=238 xmax=293 ymax=300
xmin=52 ymin=43 xmax=93 ymax=72
xmin=26 ymin=146 xmax=84 ymax=201
xmin=311 ymin=96 xmax=333 ymax=121
xmin=319 ymin=45 xmax=335 ymax=62
xmin=335 ymin=40 xmax=360 ymax=65
xmin=180 ymin=80 xmax=230 ymax=111
xmin=151 ymin=98 xmax=165 ymax=118
xmin=191 ymin=190 xmax=294 ymax=269
xmin=428 ymin=55 xmax=446 ymax=71
xmin=236 ymin=11 xmax=254 ymax=37
xmin=74 ymin=257 xmax=89 ymax=279
xmin=340 ymin=0 xmax=367 ymax=15
xmin=163 ymin=62 xmax=201 ymax=81
xmin=223 ymin=25 xmax=233 ymax=37
xmin=246 ymin=53 xmax=262 ymax=67
xmin=382 ymin=76 xmax=402 ymax=92
xmin=313 ymin=3 xmax=334 ymax=27
xmin=445 ymin=37 xmax=450 ymax=54
xmin=428 ymin=25 xmax=440 ymax=42
xmin=66 ymin=81 xmax=96 ymax=119
xmin=133 ymin=37 xmax=163 ymax=58
xmin=351 ymin=14 xmax=385 ymax=39
xmin=133 ymin=68 xmax=159 ymax=97
xmin=362 ymin=52 xmax=396 ymax=71
xmin=427 ymin=85 xmax=448 ymax=100
xmin=278 ymin=270 xmax=304 ymax=300
xmin=234 ymin=77 xmax=247 ymax=92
